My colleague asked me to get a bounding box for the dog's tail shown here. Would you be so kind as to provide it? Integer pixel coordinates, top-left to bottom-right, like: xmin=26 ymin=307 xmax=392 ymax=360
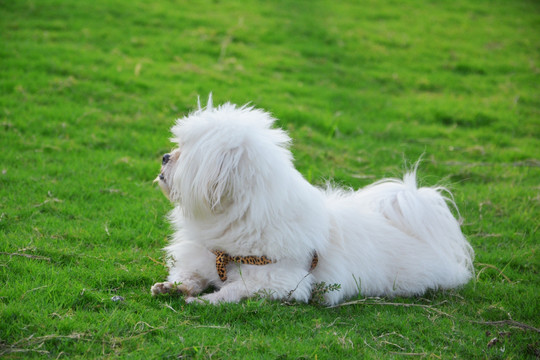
xmin=364 ymin=167 xmax=475 ymax=288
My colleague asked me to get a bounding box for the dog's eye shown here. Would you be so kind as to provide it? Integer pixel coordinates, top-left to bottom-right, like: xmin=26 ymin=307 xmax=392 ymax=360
xmin=162 ymin=153 xmax=171 ymax=165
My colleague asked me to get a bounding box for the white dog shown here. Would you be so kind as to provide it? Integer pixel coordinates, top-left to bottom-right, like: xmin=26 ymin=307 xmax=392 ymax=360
xmin=151 ymin=97 xmax=474 ymax=305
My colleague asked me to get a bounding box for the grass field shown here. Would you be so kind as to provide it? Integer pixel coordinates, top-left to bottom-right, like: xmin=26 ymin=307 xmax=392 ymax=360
xmin=1 ymin=0 xmax=539 ymax=358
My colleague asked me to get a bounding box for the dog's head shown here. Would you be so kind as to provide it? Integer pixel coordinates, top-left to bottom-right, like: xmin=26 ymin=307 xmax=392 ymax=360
xmin=155 ymin=97 xmax=293 ymax=218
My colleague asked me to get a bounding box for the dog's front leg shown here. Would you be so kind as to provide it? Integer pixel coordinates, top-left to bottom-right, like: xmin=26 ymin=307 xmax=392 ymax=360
xmin=151 ymin=241 xmax=217 ymax=297
xmin=185 ymin=265 xmax=315 ymax=304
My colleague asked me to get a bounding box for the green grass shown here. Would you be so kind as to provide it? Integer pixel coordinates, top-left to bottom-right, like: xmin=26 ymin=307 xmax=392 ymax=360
xmin=1 ymin=0 xmax=539 ymax=358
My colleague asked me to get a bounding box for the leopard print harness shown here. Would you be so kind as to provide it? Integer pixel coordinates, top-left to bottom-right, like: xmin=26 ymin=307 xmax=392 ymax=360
xmin=211 ymin=250 xmax=319 ymax=281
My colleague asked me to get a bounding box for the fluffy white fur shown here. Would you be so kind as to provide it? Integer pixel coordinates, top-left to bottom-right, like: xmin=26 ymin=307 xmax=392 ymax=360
xmin=151 ymin=97 xmax=474 ymax=305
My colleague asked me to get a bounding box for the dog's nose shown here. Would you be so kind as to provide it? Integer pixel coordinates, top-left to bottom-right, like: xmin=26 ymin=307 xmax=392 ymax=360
xmin=162 ymin=153 xmax=170 ymax=165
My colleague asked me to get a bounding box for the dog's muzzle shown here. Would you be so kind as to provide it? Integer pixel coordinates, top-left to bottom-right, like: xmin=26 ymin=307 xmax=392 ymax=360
xmin=156 ymin=153 xmax=169 ymax=183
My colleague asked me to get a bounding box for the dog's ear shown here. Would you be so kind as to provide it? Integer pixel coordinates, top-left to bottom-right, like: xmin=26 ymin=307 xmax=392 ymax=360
xmin=177 ymin=144 xmax=246 ymax=215
xmin=206 ymin=146 xmax=245 ymax=211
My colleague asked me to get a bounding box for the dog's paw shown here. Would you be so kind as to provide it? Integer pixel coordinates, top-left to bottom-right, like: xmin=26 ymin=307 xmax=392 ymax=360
xmin=151 ymin=282 xmax=174 ymax=296
xmin=151 ymin=282 xmax=192 ymax=296
xmin=185 ymin=291 xmax=241 ymax=305
xmin=185 ymin=296 xmax=210 ymax=305
xmin=185 ymin=294 xmax=222 ymax=305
